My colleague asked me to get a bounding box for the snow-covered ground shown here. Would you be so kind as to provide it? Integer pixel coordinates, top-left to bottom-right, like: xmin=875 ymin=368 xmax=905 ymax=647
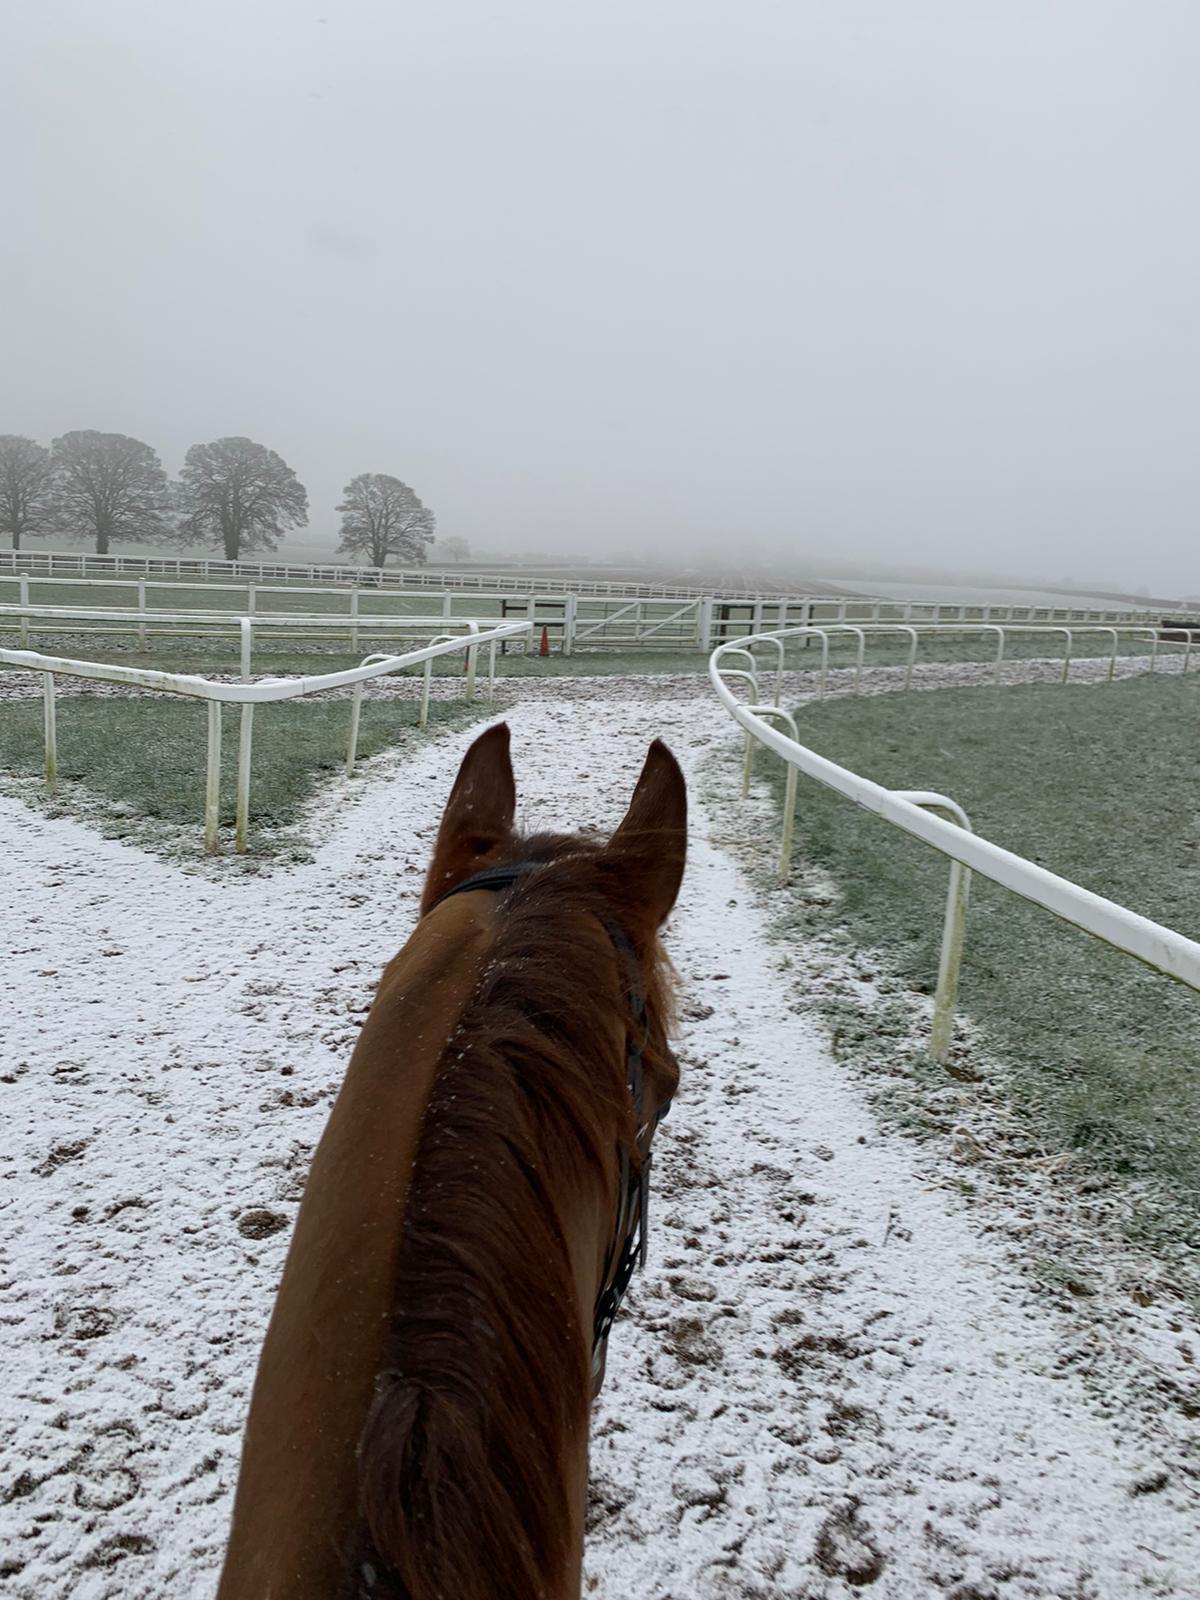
xmin=2 ymin=671 xmax=1198 ymax=1598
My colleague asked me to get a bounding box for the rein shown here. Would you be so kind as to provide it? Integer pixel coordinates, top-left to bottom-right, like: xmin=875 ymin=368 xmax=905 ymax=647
xmin=432 ymin=862 xmax=671 ymax=1380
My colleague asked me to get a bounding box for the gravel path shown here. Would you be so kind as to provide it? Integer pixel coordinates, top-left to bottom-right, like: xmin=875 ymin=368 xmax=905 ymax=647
xmin=2 ymin=676 xmax=1197 ymax=1597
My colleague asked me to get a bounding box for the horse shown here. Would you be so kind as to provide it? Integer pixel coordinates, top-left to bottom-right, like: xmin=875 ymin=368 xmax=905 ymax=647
xmin=216 ymin=723 xmax=687 ymax=1600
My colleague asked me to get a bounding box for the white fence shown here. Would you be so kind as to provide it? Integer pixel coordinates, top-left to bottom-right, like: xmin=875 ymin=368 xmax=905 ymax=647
xmin=710 ymin=624 xmax=1200 ymax=1060
xmin=0 ymin=603 xmax=536 ymax=676
xmin=2 ymin=568 xmax=1194 ymax=656
xmin=0 ymin=620 xmax=532 ymax=854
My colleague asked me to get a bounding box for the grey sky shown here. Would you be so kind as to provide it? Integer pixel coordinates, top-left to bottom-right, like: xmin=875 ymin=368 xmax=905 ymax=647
xmin=5 ymin=1 xmax=1197 ymax=592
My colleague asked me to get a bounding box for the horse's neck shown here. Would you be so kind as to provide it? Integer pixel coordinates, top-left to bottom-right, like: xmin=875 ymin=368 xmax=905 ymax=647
xmin=216 ymin=898 xmax=499 ymax=1600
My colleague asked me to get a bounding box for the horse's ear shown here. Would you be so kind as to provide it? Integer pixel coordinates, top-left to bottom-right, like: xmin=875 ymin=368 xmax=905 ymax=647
xmin=600 ymin=740 xmax=687 ymax=928
xmin=422 ymin=723 xmax=517 ymax=913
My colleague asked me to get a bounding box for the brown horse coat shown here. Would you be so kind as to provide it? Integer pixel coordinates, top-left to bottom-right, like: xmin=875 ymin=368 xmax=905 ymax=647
xmin=217 ymin=725 xmax=686 ymax=1600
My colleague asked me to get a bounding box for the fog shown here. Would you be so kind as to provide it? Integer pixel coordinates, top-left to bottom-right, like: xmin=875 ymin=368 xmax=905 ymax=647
xmin=5 ymin=1 xmax=1198 ymax=594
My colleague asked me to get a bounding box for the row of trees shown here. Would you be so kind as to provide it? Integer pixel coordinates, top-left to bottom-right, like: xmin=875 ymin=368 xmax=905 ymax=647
xmin=0 ymin=432 xmax=437 ymax=566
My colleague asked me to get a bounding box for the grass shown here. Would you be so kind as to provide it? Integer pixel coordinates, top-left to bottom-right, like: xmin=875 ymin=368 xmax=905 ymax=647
xmin=0 ymin=694 xmax=481 ymax=848
xmin=759 ymin=672 xmax=1200 ymax=1251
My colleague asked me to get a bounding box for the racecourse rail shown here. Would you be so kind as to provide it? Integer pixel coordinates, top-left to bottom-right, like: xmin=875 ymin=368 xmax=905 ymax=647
xmin=0 ymin=620 xmax=532 ymax=853
xmin=710 ymin=624 xmax=1200 ymax=1061
xmin=4 ymin=562 xmax=1196 ymax=657
xmin=11 ymin=546 xmax=1200 ymax=613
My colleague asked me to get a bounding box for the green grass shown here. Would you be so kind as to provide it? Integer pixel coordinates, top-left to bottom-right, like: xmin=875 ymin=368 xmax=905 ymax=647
xmin=0 ymin=694 xmax=481 ymax=845
xmin=761 ymin=673 xmax=1200 ymax=1249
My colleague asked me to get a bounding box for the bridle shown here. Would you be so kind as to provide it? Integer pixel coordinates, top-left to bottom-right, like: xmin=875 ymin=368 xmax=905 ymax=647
xmin=432 ymin=861 xmax=673 ymax=1383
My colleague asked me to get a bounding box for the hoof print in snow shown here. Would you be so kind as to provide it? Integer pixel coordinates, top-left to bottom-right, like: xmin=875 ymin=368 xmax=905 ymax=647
xmin=4 ymin=1470 xmax=39 ymax=1504
xmin=54 ymin=1303 xmax=116 ymax=1340
xmin=81 ymin=1532 xmax=154 ymax=1572
xmin=814 ymin=1501 xmax=884 ymax=1587
xmin=666 ymin=1316 xmax=724 ymax=1368
xmin=672 ymin=1456 xmax=736 ymax=1517
xmin=1130 ymin=1469 xmax=1170 ymax=1497
xmin=35 ymin=1138 xmax=89 ymax=1176
xmin=669 ymin=1274 xmax=718 ymax=1303
xmin=585 ymin=1473 xmax=629 ymax=1534
xmin=237 ymin=1208 xmax=289 ymax=1240
xmin=73 ymin=1423 xmax=141 ymax=1510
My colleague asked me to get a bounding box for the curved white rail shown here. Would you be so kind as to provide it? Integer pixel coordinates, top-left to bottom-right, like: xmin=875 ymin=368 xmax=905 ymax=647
xmin=710 ymin=625 xmax=1200 ymax=1060
xmin=1 ymin=621 xmax=532 ymax=853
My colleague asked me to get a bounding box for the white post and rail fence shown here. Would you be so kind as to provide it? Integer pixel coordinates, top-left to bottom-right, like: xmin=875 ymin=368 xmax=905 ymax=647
xmin=710 ymin=625 xmax=1200 ymax=1062
xmin=0 ymin=620 xmax=532 ymax=855
xmin=5 ymin=564 xmax=1198 ymax=657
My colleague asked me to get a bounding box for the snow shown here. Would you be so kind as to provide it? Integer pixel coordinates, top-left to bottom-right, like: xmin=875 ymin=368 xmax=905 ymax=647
xmin=2 ymin=669 xmax=1198 ymax=1598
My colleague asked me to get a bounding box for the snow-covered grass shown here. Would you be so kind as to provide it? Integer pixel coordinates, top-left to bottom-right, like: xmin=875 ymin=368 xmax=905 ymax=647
xmin=0 ymin=695 xmax=482 ymax=856
xmin=753 ymin=672 xmax=1200 ymax=1274
xmin=2 ymin=668 xmax=1198 ymax=1598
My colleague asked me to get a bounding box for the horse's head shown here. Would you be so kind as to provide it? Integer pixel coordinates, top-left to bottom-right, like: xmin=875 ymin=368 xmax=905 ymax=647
xmin=420 ymin=722 xmax=687 ymax=1388
xmin=421 ymin=718 xmax=685 ymax=1104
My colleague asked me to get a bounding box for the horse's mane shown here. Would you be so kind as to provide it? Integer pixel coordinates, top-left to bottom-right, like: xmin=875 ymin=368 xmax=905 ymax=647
xmin=345 ymin=834 xmax=678 ymax=1600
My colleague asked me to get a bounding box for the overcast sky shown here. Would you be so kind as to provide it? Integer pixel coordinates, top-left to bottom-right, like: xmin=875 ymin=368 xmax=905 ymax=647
xmin=4 ymin=1 xmax=1198 ymax=591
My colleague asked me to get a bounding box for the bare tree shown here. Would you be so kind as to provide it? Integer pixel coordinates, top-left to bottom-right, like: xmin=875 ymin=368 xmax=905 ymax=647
xmin=175 ymin=437 xmax=308 ymax=561
xmin=336 ymin=474 xmax=435 ymax=568
xmin=440 ymin=536 xmax=471 ymax=563
xmin=0 ymin=436 xmax=55 ymax=551
xmin=49 ymin=431 xmax=172 ymax=554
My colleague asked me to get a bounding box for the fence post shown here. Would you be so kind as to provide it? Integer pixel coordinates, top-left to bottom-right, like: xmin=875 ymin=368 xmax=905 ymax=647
xmin=240 ymin=618 xmax=253 ymax=681
xmin=350 ymin=589 xmax=359 ymax=654
xmin=698 ymin=597 xmax=715 ymax=651
xmin=43 ymin=673 xmax=57 ymax=793
xmin=889 ymin=795 xmax=974 ymax=1063
xmin=345 ymin=682 xmax=363 ymax=775
xmin=930 ymin=858 xmax=971 ymax=1062
xmin=563 ymin=594 xmax=577 ymax=656
xmin=19 ymin=575 xmax=29 ymax=647
xmin=204 ymin=702 xmax=222 ymax=853
xmin=235 ymin=704 xmax=254 ymax=851
xmin=464 ymin=624 xmax=479 ymax=703
xmin=137 ymin=579 xmax=147 ymax=650
xmin=779 ymin=763 xmax=798 ymax=879
xmin=420 ymin=658 xmax=432 ymax=728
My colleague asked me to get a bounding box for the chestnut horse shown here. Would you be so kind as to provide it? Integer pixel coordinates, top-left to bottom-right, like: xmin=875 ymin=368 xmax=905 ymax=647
xmin=216 ymin=724 xmax=686 ymax=1600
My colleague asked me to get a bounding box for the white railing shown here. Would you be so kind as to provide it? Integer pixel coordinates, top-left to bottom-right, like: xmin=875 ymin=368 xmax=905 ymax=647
xmin=0 ymin=582 xmax=714 ymax=654
xmin=0 ymin=547 xmax=778 ymax=600
xmin=0 ymin=603 xmax=533 ymax=674
xmin=3 ymin=560 xmax=1196 ymax=649
xmin=773 ymin=622 xmax=1187 ymax=698
xmin=0 ymin=621 xmax=532 ymax=854
xmin=710 ymin=625 xmax=1200 ymax=1060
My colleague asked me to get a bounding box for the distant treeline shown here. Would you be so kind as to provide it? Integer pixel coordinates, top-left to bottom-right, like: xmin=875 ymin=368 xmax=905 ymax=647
xmin=0 ymin=431 xmax=445 ymax=567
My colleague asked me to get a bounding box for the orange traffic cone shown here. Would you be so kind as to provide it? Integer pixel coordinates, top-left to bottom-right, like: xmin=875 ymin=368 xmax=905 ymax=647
xmin=539 ymin=625 xmax=550 ymax=658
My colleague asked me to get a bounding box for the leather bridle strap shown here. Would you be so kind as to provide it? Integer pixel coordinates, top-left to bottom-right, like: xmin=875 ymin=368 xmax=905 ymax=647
xmin=429 ymin=863 xmax=543 ymax=904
